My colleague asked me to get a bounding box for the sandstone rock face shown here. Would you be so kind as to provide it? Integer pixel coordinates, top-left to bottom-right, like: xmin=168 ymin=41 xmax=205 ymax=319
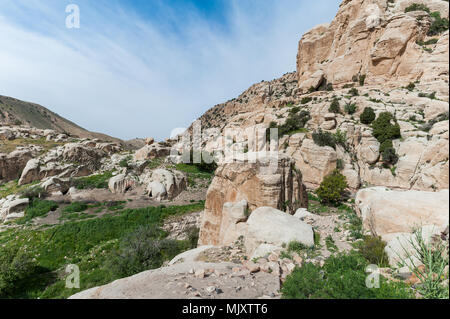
xmin=198 ymin=154 xmax=308 ymax=246
xmin=296 ymin=0 xmax=449 ymax=91
xmin=293 ymin=139 xmax=337 ymax=187
xmin=355 ymin=187 xmax=449 ymax=240
xmin=218 ymin=200 xmax=249 ymax=246
xmin=245 ymin=207 xmax=314 ymax=255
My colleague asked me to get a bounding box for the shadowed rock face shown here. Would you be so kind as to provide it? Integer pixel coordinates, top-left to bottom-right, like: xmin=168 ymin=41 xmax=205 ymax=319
xmin=198 ymin=154 xmax=308 ymax=246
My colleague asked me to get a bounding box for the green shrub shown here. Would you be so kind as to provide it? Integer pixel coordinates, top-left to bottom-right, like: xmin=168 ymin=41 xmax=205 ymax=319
xmin=372 ymin=112 xmax=401 ymax=144
xmin=328 ymin=99 xmax=341 ymax=114
xmin=428 ymin=11 xmax=449 ymax=36
xmin=268 ymin=110 xmax=310 ymax=140
xmin=316 ymin=170 xmax=348 ymax=204
xmin=312 ymin=130 xmax=336 ymax=148
xmin=360 ymin=107 xmax=376 ymax=125
xmin=381 ymin=147 xmax=399 ymax=165
xmin=185 ymin=226 xmax=200 ymax=249
xmin=406 ymin=82 xmax=416 ymax=91
xmin=348 ymin=88 xmax=359 ymax=96
xmin=359 ymin=74 xmax=366 ymax=86
xmin=282 ymin=251 xmax=413 ymax=299
xmin=0 ymin=246 xmax=37 ymax=297
xmin=357 ymin=235 xmax=389 ymax=267
xmin=405 ymin=3 xmax=430 ymax=13
xmin=344 ymin=102 xmax=357 ymax=115
xmin=301 ymin=97 xmax=312 ymax=104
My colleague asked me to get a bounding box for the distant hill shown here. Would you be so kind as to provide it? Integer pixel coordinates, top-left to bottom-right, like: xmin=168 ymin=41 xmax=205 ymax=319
xmin=0 ymin=95 xmax=123 ymax=144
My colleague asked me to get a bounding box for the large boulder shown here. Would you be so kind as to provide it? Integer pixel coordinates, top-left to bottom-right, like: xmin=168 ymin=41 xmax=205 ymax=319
xmin=0 ymin=197 xmax=29 ymax=222
xmin=355 ymin=187 xmax=449 ymax=239
xmin=198 ymin=154 xmax=308 ymax=246
xmin=245 ymin=207 xmax=314 ymax=255
xmin=108 ymin=173 xmax=137 ymax=194
xmin=0 ymin=149 xmax=33 ymax=182
xmin=143 ymin=169 xmax=187 ymax=200
xmin=134 ymin=144 xmax=171 ymax=161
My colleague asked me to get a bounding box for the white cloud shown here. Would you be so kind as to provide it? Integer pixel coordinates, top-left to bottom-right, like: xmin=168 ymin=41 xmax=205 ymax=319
xmin=0 ymin=0 xmax=340 ymax=140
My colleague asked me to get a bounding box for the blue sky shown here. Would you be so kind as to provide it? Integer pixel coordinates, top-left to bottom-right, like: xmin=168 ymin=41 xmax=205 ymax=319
xmin=0 ymin=0 xmax=341 ymax=140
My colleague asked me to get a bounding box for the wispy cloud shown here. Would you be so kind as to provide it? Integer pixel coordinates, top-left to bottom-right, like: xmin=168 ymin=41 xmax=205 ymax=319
xmin=0 ymin=0 xmax=340 ymax=140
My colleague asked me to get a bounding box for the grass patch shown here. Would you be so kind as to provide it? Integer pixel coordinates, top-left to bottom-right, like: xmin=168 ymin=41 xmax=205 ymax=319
xmin=0 ymin=201 xmax=205 ymax=299
xmin=15 ymin=199 xmax=58 ymax=224
xmin=73 ymin=171 xmax=114 ymax=190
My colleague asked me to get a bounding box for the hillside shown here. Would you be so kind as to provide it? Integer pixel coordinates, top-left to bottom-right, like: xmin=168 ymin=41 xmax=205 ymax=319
xmin=0 ymin=95 xmax=122 ymax=144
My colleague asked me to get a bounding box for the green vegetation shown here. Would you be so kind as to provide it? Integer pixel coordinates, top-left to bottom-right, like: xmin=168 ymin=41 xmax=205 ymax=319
xmin=267 ymin=109 xmax=310 ymax=140
xmin=418 ymin=91 xmax=437 ymax=99
xmin=359 ymin=74 xmax=366 ymax=86
xmin=428 ymin=11 xmax=449 ymax=36
xmin=406 ymin=82 xmax=416 ymax=91
xmin=0 ymin=180 xmax=39 ymax=199
xmin=328 ymin=99 xmax=341 ymax=114
xmin=312 ymin=130 xmax=336 ymax=148
xmin=360 ymin=107 xmax=376 ymax=125
xmin=300 ymin=97 xmax=312 ymax=104
xmin=348 ymin=88 xmax=359 ymax=96
xmin=405 ymin=3 xmax=430 ymax=13
xmin=325 ymin=235 xmax=338 ymax=252
xmin=355 ymin=235 xmax=389 ymax=267
xmin=16 ymin=199 xmax=58 ymax=224
xmin=0 ymin=246 xmax=36 ymax=297
xmin=0 ymin=137 xmax=65 ymax=154
xmin=344 ymin=102 xmax=357 ymax=115
xmin=73 ymin=171 xmax=114 ymax=190
xmin=282 ymin=251 xmax=413 ymax=299
xmin=0 ymin=202 xmax=205 ymax=298
xmin=316 ymin=170 xmax=348 ymax=204
xmin=372 ymin=112 xmax=401 ymax=145
xmin=397 ymin=228 xmax=449 ymax=299
xmin=118 ymin=155 xmax=132 ymax=168
xmin=63 ymin=202 xmax=88 ymax=213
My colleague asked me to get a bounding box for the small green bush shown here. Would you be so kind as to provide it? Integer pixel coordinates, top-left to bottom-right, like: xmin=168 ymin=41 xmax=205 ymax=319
xmin=348 ymin=88 xmax=359 ymax=96
xmin=328 ymin=99 xmax=341 ymax=114
xmin=312 ymin=130 xmax=336 ymax=148
xmin=372 ymin=112 xmax=401 ymax=144
xmin=357 ymin=235 xmax=389 ymax=267
xmin=267 ymin=110 xmax=310 ymax=140
xmin=406 ymin=82 xmax=416 ymax=91
xmin=360 ymin=107 xmax=376 ymax=125
xmin=382 ymin=147 xmax=399 ymax=165
xmin=316 ymin=170 xmax=348 ymax=204
xmin=344 ymin=102 xmax=357 ymax=115
xmin=359 ymin=74 xmax=366 ymax=86
xmin=428 ymin=11 xmax=449 ymax=36
xmin=405 ymin=3 xmax=430 ymax=13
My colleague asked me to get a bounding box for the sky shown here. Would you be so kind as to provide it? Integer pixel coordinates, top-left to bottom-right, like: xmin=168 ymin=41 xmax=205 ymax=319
xmin=0 ymin=0 xmax=341 ymax=140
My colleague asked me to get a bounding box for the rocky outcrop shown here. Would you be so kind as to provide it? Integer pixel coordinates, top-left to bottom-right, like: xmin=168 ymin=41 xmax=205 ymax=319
xmin=134 ymin=143 xmax=171 ymax=161
xmin=198 ymin=154 xmax=308 ymax=246
xmin=0 ymin=196 xmax=29 ymax=222
xmin=296 ymin=0 xmax=449 ymax=91
xmin=356 ymin=187 xmax=449 ymax=240
xmin=108 ymin=173 xmax=137 ymax=194
xmin=0 ymin=149 xmax=34 ymax=182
